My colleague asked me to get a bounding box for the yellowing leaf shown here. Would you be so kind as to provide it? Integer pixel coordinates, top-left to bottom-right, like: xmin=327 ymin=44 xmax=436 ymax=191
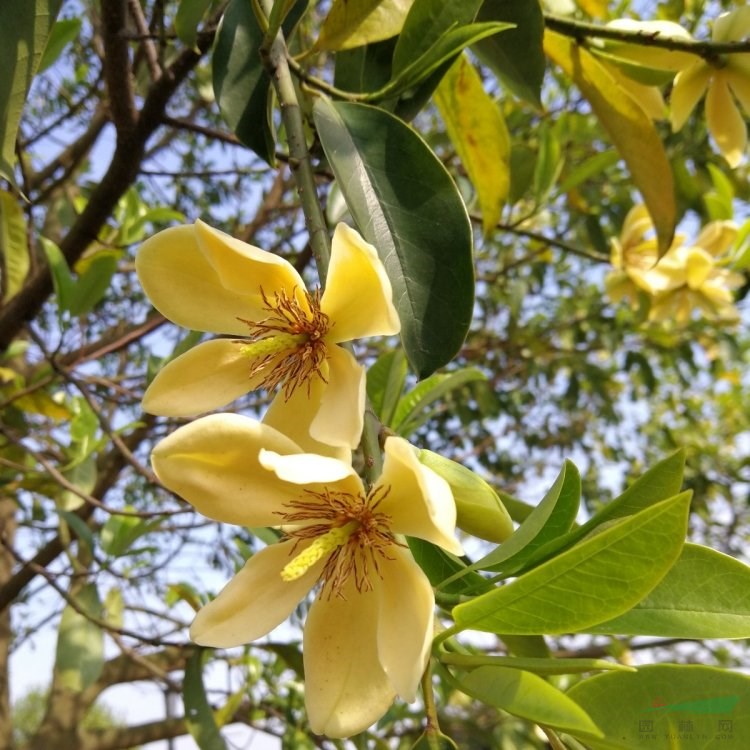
xmin=434 ymin=54 xmax=509 ymax=235
xmin=315 ymin=0 xmax=415 ymax=51
xmin=575 ymin=0 xmax=607 ymax=18
xmin=0 ymin=189 xmax=29 ymax=302
xmin=544 ymin=31 xmax=676 ymax=253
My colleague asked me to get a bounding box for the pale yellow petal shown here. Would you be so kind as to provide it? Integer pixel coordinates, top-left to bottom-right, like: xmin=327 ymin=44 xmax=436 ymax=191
xmin=727 ymin=59 xmax=750 ymax=115
xmin=259 ymin=449 xmax=360 ymax=488
xmin=263 ymin=380 xmax=350 ymax=461
xmin=321 ymin=223 xmax=400 ymax=343
xmin=713 ymin=8 xmax=750 ymax=43
xmin=604 ymin=20 xmax=696 ymax=70
xmin=685 ymin=248 xmax=714 ymax=289
xmin=194 ymin=220 xmax=307 ymax=302
xmin=694 ymin=221 xmax=738 ymax=257
xmin=142 ymin=338 xmax=266 ymax=417
xmin=190 ymin=539 xmax=321 ymax=647
xmin=151 ymin=413 xmax=304 ymax=526
xmin=136 ymin=225 xmax=258 ymax=335
xmin=304 ymin=581 xmax=395 ymax=738
xmin=377 ymin=437 xmax=463 ymax=556
xmin=620 ymin=205 xmax=654 ymax=250
xmin=670 ymin=62 xmax=711 ymax=131
xmin=375 ymin=547 xmax=434 ymax=701
xmin=310 ymin=345 xmax=366 ymax=450
xmin=706 ymin=74 xmax=747 ymax=167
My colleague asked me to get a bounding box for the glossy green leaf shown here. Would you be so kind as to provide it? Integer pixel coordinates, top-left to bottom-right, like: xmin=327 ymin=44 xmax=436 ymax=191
xmin=175 ymin=0 xmax=214 ymax=49
xmin=458 ymin=666 xmax=603 ymax=737
xmin=184 ymin=649 xmax=228 ymax=750
xmin=392 ymin=367 xmax=486 ymax=436
xmin=333 ymin=37 xmax=396 ymax=94
xmin=366 ymin=349 xmax=408 ymax=426
xmin=473 ymin=0 xmax=545 ymax=105
xmin=567 ymin=665 xmax=750 ymax=750
xmin=434 ymin=54 xmax=509 ymax=235
xmin=38 ymin=17 xmax=81 ymax=72
xmin=408 ymin=538 xmax=491 ymax=596
xmin=453 ymin=492 xmax=691 ymax=634
xmin=0 ymin=189 xmax=29 ymax=302
xmin=0 ymin=0 xmax=61 ymax=187
xmin=468 ymin=460 xmax=580 ymax=574
xmin=418 ymin=449 xmax=513 ymax=544
xmin=316 ymin=0 xmax=414 ymax=51
xmin=212 ymin=0 xmax=274 ymax=164
xmin=585 ymin=543 xmax=750 ymax=638
xmin=314 ymin=98 xmax=474 ymax=377
xmin=55 ymin=583 xmax=104 ymax=692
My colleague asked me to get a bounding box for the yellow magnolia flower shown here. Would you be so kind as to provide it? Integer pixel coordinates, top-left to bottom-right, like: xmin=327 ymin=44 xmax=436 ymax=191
xmin=641 ymin=221 xmax=743 ymax=325
xmin=151 ymin=412 xmax=463 ymax=738
xmin=671 ymin=8 xmax=750 ymax=168
xmin=136 ymin=221 xmax=400 ymax=449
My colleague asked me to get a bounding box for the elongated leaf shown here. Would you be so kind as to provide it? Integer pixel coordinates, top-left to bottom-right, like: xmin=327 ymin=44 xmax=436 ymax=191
xmin=0 ymin=0 xmax=61 ymax=187
xmin=366 ymin=349 xmax=408 ymax=426
xmin=55 ymin=583 xmax=104 ymax=692
xmin=567 ymin=665 xmax=750 ymax=750
xmin=69 ymin=253 xmax=117 ymax=316
xmin=468 ymin=460 xmax=580 ymax=574
xmin=0 ymin=189 xmax=29 ymax=302
xmin=408 ymin=538 xmax=491 ymax=596
xmin=175 ymin=0 xmax=214 ymax=49
xmin=434 ymin=54 xmax=509 ymax=235
xmin=38 ymin=17 xmax=81 ymax=72
xmin=459 ymin=666 xmax=603 ymax=737
xmin=101 ymin=509 xmax=161 ymax=557
xmin=473 ymin=0 xmax=545 ymax=105
xmin=453 ymin=492 xmax=691 ymax=634
xmin=314 ymin=98 xmax=474 ymax=377
xmin=184 ymin=649 xmax=228 ymax=750
xmin=585 ymin=543 xmax=750 ymax=638
xmin=316 ymin=0 xmax=414 ymax=51
xmin=392 ymin=366 xmax=486 ymax=436
xmin=543 ymin=30 xmax=676 ymax=253
xmin=40 ymin=237 xmax=74 ymax=312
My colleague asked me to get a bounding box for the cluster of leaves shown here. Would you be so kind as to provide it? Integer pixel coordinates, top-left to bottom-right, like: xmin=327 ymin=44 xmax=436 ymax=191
xmin=1 ymin=1 xmax=750 ymax=749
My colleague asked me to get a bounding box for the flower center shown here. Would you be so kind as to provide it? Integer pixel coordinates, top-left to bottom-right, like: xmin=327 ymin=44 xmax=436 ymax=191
xmin=237 ymin=287 xmax=330 ymax=399
xmin=278 ymin=485 xmax=400 ymax=597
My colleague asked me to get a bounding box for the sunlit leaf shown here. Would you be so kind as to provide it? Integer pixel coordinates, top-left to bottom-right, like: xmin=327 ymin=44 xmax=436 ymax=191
xmin=38 ymin=17 xmax=81 ymax=72
xmin=184 ymin=649 xmax=228 ymax=750
xmin=315 ymin=0 xmax=414 ymax=51
xmin=434 ymin=54 xmax=509 ymax=235
xmin=1 ymin=189 xmax=29 ymax=301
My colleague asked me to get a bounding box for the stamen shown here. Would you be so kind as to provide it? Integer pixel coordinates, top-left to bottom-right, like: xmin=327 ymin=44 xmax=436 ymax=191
xmin=281 ymin=522 xmax=357 ymax=581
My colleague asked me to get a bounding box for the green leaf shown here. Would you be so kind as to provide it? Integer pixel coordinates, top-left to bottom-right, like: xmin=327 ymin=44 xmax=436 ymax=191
xmin=316 ymin=0 xmax=414 ymax=51
xmin=434 ymin=54 xmax=509 ymax=235
xmin=184 ymin=649 xmax=228 ymax=750
xmin=458 ymin=666 xmax=603 ymax=737
xmin=392 ymin=367 xmax=487 ymax=436
xmin=408 ymin=537 xmax=492 ymax=596
xmin=0 ymin=189 xmax=29 ymax=302
xmin=40 ymin=237 xmax=74 ymax=312
xmin=366 ymin=349 xmax=408 ymax=426
xmin=473 ymin=0 xmax=545 ymax=105
xmin=58 ymin=509 xmax=96 ymax=554
xmin=0 ymin=0 xmax=61 ymax=187
xmin=453 ymin=492 xmax=691 ymax=635
xmin=468 ymin=460 xmax=581 ymax=574
xmin=585 ymin=543 xmax=750 ymax=639
xmin=566 ymin=665 xmax=750 ymax=750
xmin=532 ymin=122 xmax=563 ymax=204
xmin=68 ymin=253 xmax=117 ymax=315
xmin=101 ymin=510 xmax=161 ymax=557
xmin=54 ymin=583 xmax=104 ymax=692
xmin=38 ymin=17 xmax=81 ymax=72
xmin=175 ymin=0 xmax=214 ymax=49
xmin=333 ymin=37 xmax=396 ymax=94
xmin=314 ymin=98 xmax=474 ymax=377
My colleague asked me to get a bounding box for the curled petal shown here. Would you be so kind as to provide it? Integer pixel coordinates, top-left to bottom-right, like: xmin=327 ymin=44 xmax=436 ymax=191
xmin=136 ymin=225 xmax=258 ymax=335
xmin=152 ymin=413 xmax=304 ymax=527
xmin=713 ymin=8 xmax=750 ymax=43
xmin=728 ymin=58 xmax=750 ymax=115
xmin=142 ymin=338 xmax=268 ymax=417
xmin=706 ymin=73 xmax=747 ymax=167
xmin=685 ymin=248 xmax=715 ymax=289
xmin=670 ymin=62 xmax=711 ymax=131
xmin=259 ymin=448 xmax=361 ymax=493
xmin=190 ymin=540 xmax=322 ymax=647
xmin=694 ymin=221 xmax=738 ymax=257
xmin=377 ymin=437 xmax=463 ymax=556
xmin=620 ymin=205 xmax=655 ymax=251
xmin=375 ymin=547 xmax=434 ymax=701
xmin=321 ymin=223 xmax=401 ymax=343
xmin=304 ymin=581 xmax=395 ymax=738
xmin=311 ymin=345 xmax=366 ymax=450
xmin=263 ymin=381 xmax=350 ymax=461
xmin=194 ymin=220 xmax=308 ymax=304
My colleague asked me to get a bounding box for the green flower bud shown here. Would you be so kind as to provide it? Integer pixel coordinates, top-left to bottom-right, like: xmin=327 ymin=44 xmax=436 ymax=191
xmin=418 ymin=450 xmax=513 ymax=544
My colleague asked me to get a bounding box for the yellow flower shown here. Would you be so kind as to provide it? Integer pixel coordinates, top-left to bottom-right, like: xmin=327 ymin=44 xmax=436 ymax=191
xmin=641 ymin=220 xmax=743 ymax=325
xmin=671 ymin=8 xmax=750 ymax=168
xmin=136 ymin=221 xmax=400 ymax=449
xmin=151 ymin=411 xmax=463 ymax=738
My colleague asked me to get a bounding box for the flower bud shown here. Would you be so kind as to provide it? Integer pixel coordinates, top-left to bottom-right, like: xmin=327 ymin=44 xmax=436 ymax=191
xmin=418 ymin=450 xmax=513 ymax=544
